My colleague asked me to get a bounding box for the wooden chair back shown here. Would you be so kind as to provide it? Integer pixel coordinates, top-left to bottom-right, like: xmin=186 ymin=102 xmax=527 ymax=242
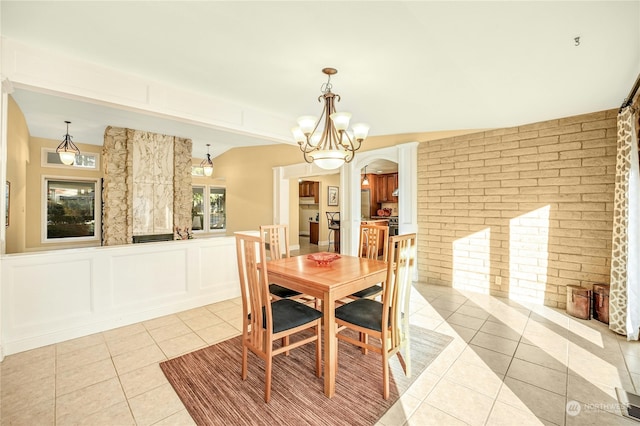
xmin=235 ymin=232 xmax=272 ymax=347
xmin=260 ymin=224 xmax=290 ymax=260
xmin=358 ymin=223 xmax=389 ymax=261
xmin=382 ymin=233 xmax=417 ymax=351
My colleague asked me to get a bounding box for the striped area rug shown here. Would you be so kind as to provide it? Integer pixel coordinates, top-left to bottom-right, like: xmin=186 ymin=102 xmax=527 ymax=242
xmin=160 ymin=326 xmax=452 ymax=425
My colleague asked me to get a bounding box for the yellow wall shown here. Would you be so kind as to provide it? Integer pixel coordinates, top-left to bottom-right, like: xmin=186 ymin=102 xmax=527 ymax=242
xmin=6 ymin=97 xmax=30 ymax=253
xmin=24 ymin=137 xmax=103 ymax=252
xmin=211 ymin=143 xmax=302 ymax=234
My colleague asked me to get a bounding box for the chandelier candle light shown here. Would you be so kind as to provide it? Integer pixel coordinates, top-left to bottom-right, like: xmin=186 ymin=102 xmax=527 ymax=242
xmin=201 ymin=143 xmax=214 ymax=177
xmin=56 ymin=120 xmax=80 ymax=166
xmin=292 ymin=67 xmax=369 ymax=170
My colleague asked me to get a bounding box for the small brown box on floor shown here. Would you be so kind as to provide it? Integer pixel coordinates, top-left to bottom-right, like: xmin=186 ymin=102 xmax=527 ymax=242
xmin=592 ymin=283 xmax=610 ymax=324
xmin=566 ymin=285 xmax=591 ymax=320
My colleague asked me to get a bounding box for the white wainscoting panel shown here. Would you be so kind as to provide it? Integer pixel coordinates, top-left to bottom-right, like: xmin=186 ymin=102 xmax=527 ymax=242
xmin=199 ymin=244 xmax=237 ymax=290
xmin=1 ymin=236 xmax=241 ymax=356
xmin=111 ymin=248 xmax=187 ymax=307
xmin=9 ymin=259 xmax=93 ymax=328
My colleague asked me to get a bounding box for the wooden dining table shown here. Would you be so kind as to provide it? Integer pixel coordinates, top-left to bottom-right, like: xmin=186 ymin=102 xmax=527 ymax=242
xmin=266 ymin=253 xmax=388 ymax=398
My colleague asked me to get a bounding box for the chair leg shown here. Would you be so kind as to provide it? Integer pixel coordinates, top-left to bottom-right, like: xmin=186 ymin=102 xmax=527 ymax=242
xmin=382 ymin=352 xmax=390 ymax=400
xmin=265 ymin=356 xmax=272 ymax=403
xmin=402 ymin=319 xmax=411 ymax=377
xmin=283 ymin=336 xmax=290 ymax=356
xmin=403 ymin=338 xmax=411 ymax=377
xmin=360 ymin=332 xmax=369 ymax=355
xmin=241 ymin=344 xmax=248 ymax=380
xmin=315 ymin=323 xmax=322 ymax=377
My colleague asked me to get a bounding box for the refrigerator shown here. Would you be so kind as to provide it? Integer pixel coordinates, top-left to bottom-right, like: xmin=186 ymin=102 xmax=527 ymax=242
xmin=361 ymin=190 xmax=371 ymax=219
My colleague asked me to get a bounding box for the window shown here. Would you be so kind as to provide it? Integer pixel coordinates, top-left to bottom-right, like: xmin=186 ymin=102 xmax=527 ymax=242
xmin=192 ymin=186 xmax=226 ymax=232
xmin=42 ymin=148 xmax=100 ymax=170
xmin=191 ymin=166 xmax=205 ymax=177
xmin=44 ymin=178 xmax=100 ymax=242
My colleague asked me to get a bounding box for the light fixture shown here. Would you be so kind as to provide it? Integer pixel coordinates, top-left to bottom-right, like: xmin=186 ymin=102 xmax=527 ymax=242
xmin=362 ymin=165 xmax=369 ymax=186
xmin=200 ymin=144 xmax=214 ymax=177
xmin=292 ymin=67 xmax=369 ymax=170
xmin=56 ymin=121 xmax=80 ymax=166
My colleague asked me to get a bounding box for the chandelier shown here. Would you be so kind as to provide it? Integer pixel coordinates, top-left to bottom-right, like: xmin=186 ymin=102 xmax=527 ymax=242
xmin=200 ymin=143 xmax=214 ymax=177
xmin=292 ymin=67 xmax=369 ymax=170
xmin=56 ymin=121 xmax=80 ymax=166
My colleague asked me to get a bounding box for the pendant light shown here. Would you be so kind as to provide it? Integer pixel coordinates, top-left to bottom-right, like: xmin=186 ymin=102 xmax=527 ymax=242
xmin=200 ymin=144 xmax=214 ymax=177
xmin=362 ymin=165 xmax=369 ymax=186
xmin=56 ymin=121 xmax=80 ymax=166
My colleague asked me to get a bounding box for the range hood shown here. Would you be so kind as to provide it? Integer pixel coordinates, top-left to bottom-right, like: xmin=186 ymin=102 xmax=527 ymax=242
xmin=391 ymin=187 xmax=399 ymax=197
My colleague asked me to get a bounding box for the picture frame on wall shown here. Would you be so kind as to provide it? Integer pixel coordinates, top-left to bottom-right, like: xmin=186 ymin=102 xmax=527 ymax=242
xmin=328 ymin=186 xmax=338 ymax=206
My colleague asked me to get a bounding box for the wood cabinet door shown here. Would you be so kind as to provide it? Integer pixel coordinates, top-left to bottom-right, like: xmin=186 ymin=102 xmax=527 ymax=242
xmin=375 ymin=175 xmax=388 ymax=203
xmin=310 ymin=221 xmax=319 ymax=244
xmin=388 ymin=173 xmax=398 ymax=202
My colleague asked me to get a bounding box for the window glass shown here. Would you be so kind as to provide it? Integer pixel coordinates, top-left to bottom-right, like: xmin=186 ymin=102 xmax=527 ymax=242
xmin=191 ymin=166 xmax=205 ymax=177
xmin=192 ymin=186 xmax=225 ymax=232
xmin=46 ymin=179 xmax=97 ymax=239
xmin=44 ymin=150 xmax=99 ymax=169
xmin=209 ymin=188 xmax=226 ymax=230
xmin=192 ymin=186 xmax=205 ymax=231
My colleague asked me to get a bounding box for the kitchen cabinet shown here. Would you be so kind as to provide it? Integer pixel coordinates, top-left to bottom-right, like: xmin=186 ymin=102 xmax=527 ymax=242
xmin=309 ymin=221 xmax=319 ymax=245
xmin=299 ymin=181 xmax=319 ymax=203
xmin=374 ymin=173 xmax=398 ymax=203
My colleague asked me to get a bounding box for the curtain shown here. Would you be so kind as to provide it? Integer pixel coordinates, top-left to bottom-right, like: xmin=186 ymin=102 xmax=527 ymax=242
xmin=610 ymin=106 xmax=640 ymax=339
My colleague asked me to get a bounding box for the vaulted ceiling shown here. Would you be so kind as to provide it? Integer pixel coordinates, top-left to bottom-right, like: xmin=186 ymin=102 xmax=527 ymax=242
xmin=2 ymin=1 xmax=639 ymax=160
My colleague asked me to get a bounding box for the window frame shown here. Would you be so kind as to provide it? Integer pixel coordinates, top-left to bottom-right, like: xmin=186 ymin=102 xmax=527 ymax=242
xmin=192 ymin=184 xmax=226 ymax=234
xmin=41 ymin=147 xmax=100 ymax=170
xmin=42 ymin=176 xmax=102 ymax=244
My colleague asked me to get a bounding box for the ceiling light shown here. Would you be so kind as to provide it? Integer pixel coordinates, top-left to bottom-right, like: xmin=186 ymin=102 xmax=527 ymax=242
xmin=56 ymin=121 xmax=80 ymax=166
xmin=200 ymin=143 xmax=214 ymax=177
xmin=292 ymin=67 xmax=369 ymax=170
xmin=362 ymin=165 xmax=369 ymax=186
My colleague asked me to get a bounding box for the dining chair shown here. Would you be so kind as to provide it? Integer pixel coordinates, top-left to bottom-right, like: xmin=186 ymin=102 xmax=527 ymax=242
xmin=348 ymin=223 xmax=389 ymax=300
xmin=334 ymin=232 xmax=417 ymax=399
xmin=235 ymin=232 xmax=322 ymax=403
xmin=260 ymin=224 xmax=302 ymax=300
xmin=326 ymin=211 xmax=340 ymax=252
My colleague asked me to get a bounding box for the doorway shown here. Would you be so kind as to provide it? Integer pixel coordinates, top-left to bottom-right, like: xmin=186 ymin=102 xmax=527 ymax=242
xmin=273 ymin=142 xmax=418 ymax=259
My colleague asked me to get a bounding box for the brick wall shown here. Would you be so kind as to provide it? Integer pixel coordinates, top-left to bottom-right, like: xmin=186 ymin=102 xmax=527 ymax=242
xmin=417 ymin=109 xmax=618 ymax=308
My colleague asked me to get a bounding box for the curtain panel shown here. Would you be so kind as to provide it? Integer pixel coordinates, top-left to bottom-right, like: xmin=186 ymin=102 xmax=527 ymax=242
xmin=610 ymin=106 xmax=640 ymax=339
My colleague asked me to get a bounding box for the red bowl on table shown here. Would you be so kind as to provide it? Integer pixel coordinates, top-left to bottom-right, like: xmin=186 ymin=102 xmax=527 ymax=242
xmin=307 ymin=252 xmax=341 ymax=266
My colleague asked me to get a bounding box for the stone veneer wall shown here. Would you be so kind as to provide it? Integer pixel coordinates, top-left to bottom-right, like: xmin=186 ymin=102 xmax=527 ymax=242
xmin=102 ymin=126 xmax=192 ymax=245
xmin=418 ymin=109 xmax=617 ymax=308
xmin=173 ymin=136 xmax=193 ymax=236
xmin=103 ymin=126 xmax=130 ymax=246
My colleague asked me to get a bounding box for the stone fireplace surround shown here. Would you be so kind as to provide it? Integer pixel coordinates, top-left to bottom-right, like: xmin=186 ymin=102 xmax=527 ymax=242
xmin=102 ymin=126 xmax=192 ymax=245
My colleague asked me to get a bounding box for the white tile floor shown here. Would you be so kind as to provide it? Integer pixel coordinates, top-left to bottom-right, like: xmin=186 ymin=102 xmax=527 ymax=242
xmin=2 ymin=243 xmax=639 ymax=425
